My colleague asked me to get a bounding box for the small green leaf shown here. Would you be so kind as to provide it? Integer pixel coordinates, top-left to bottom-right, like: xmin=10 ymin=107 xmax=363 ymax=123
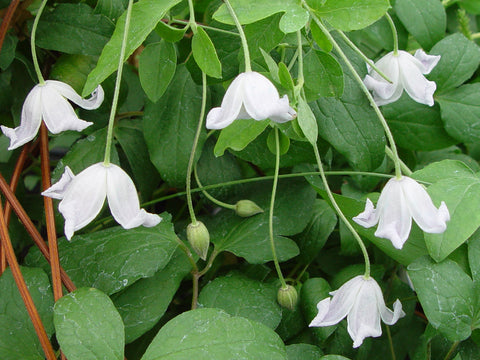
xmin=214 ymin=119 xmax=269 ymax=156
xmin=54 ymin=288 xmax=124 ymax=360
xmin=192 ymin=27 xmax=222 ymax=78
xmin=278 ymin=62 xmax=294 ymax=91
xmin=297 ymin=97 xmax=318 ymax=144
xmin=310 ymin=19 xmax=332 ymax=52
xmin=141 ymin=308 xmax=287 ymax=360
xmin=267 ymin=127 xmax=290 ymax=155
xmin=155 ymin=21 xmax=187 ymax=42
xmin=260 ymin=49 xmax=280 ymax=83
xmin=139 ymin=40 xmax=176 ymax=102
xmin=304 ymin=49 xmax=344 ymax=100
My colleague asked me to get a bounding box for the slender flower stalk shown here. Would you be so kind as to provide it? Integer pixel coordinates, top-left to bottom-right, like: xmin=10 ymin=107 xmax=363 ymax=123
xmin=193 ymin=164 xmax=236 ymax=211
xmin=223 ymin=0 xmax=251 ymax=71
xmin=385 ymin=13 xmax=399 ymax=55
xmin=30 ymin=0 xmax=48 ymax=84
xmin=187 ymin=0 xmax=198 ymax=34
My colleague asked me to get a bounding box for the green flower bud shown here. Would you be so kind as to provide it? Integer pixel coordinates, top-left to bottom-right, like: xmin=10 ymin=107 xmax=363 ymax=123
xmin=235 ymin=200 xmax=264 ymax=217
xmin=277 ymin=285 xmax=298 ymax=310
xmin=186 ymin=221 xmax=210 ymax=260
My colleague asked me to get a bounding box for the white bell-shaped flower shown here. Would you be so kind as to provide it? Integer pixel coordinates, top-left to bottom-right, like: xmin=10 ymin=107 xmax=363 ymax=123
xmin=364 ymin=49 xmax=440 ymax=106
xmin=309 ymin=275 xmax=405 ymax=348
xmin=206 ymin=71 xmax=296 ymax=129
xmin=1 ymin=80 xmax=104 ymax=150
xmin=353 ymin=176 xmax=450 ymax=249
xmin=42 ymin=163 xmax=161 ymax=240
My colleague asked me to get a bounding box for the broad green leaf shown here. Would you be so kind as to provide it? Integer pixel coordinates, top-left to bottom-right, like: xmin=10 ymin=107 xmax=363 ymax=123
xmin=321 ymin=356 xmax=351 ymax=360
xmin=154 ymin=21 xmax=187 ymax=42
xmin=144 ymin=66 xmax=206 ymax=187
xmin=297 ymin=97 xmax=318 ymax=144
xmin=192 ymin=27 xmax=222 ymax=78
xmin=214 ymin=119 xmax=269 ymax=156
xmin=83 ymin=0 xmax=182 ymax=95
xmin=394 ymin=0 xmax=446 ymax=50
xmin=424 ymin=176 xmax=480 ymax=262
xmin=437 ymin=84 xmax=480 ymax=143
xmin=35 ymin=3 xmax=114 ymax=56
xmin=429 ymin=33 xmax=480 ymax=93
xmin=408 ymin=257 xmax=479 ymax=341
xmin=312 ymin=0 xmax=391 ymax=31
xmin=209 ymin=28 xmax=241 ymax=80
xmin=286 ymin=344 xmax=323 ymax=360
xmin=412 ymin=159 xmax=476 ymax=184
xmin=382 ymin=95 xmax=455 ymax=151
xmin=54 ymin=288 xmax=124 ymax=360
xmin=0 ymin=267 xmax=54 ymax=360
xmin=94 ymin=0 xmax=126 ymax=20
xmin=112 ymin=249 xmax=192 ymax=343
xmin=141 ymin=308 xmax=287 ymax=360
xmin=244 ymin=14 xmax=285 ymax=60
xmin=310 ymin=19 xmax=333 ymax=52
xmin=26 ymin=215 xmax=177 ymax=295
xmin=468 ymin=229 xmax=480 ymax=282
xmin=459 ymin=0 xmax=480 ymax=14
xmin=213 ymin=0 xmax=309 ymax=33
xmin=0 ymin=34 xmax=17 ymax=70
xmin=198 ymin=273 xmax=282 ymax=329
xmin=50 ymin=54 xmax=98 ymax=94
xmin=139 ymin=40 xmax=176 ymax=102
xmin=303 ymin=49 xmax=344 ymax=100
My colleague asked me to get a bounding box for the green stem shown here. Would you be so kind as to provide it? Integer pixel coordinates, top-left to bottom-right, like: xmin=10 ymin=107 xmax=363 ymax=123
xmin=336 ymin=30 xmax=392 ymax=83
xmin=307 ymin=10 xmax=402 ymax=179
xmin=471 ymin=32 xmax=480 ymax=40
xmin=31 ymin=0 xmax=49 ymax=84
xmin=385 ymin=146 xmax=412 ymax=176
xmin=187 ymin=0 xmax=198 ymax=34
xmin=171 ymin=19 xmax=239 ymax=36
xmin=443 ymin=341 xmax=460 ymax=360
xmin=269 ymin=127 xmax=287 ymax=287
xmin=186 ymin=72 xmax=208 ymax=224
xmin=386 ymin=325 xmax=396 ymax=360
xmin=295 ymin=30 xmax=305 ymax=98
xmin=174 ymin=236 xmax=199 ymax=273
xmin=223 ymin=0 xmax=251 ymax=71
xmin=103 ymin=0 xmax=133 ymax=165
xmin=194 ymin=165 xmax=236 ymax=210
xmin=313 ymin=145 xmax=371 ymax=277
xmin=385 ymin=13 xmax=399 ymax=55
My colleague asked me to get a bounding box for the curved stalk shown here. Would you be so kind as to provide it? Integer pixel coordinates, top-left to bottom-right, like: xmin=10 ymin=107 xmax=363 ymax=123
xmin=223 ymin=0 xmax=252 ymax=71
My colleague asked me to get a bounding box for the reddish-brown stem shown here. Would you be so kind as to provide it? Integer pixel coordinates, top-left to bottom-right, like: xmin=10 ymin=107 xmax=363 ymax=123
xmin=0 ymin=0 xmax=21 ymax=54
xmin=40 ymin=124 xmax=63 ymax=302
xmin=0 ymin=173 xmax=76 ymax=292
xmin=0 ymin=198 xmax=56 ymax=360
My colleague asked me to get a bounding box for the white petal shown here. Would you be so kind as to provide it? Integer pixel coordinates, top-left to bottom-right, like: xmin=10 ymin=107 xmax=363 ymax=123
xmin=242 ymin=72 xmax=284 ymax=120
xmin=353 ymin=198 xmax=379 ymax=228
xmin=41 ymin=85 xmax=92 ymax=133
xmin=309 ymin=298 xmax=332 ymax=327
xmin=46 ymin=80 xmax=104 ymax=110
xmin=400 ymin=176 xmax=450 ymax=233
xmin=59 ymin=163 xmax=107 ymax=240
xmin=374 ymin=178 xmax=412 ymax=249
xmin=268 ymin=95 xmax=297 ymax=123
xmin=398 ymin=52 xmax=437 ymax=106
xmin=347 ymin=277 xmax=382 ymax=348
xmin=106 ymin=164 xmax=161 ymax=229
xmin=41 ymin=166 xmax=75 ymax=199
xmin=413 ymin=49 xmax=441 ymax=75
xmin=1 ymin=84 xmax=43 ymax=150
xmin=379 ymin=298 xmax=405 ymax=326
xmin=206 ymin=73 xmax=246 ymax=129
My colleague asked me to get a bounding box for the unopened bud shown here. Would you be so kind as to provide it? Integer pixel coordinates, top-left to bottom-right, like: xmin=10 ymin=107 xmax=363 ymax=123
xmin=235 ymin=200 xmax=264 ymax=217
xmin=186 ymin=221 xmax=210 ymax=260
xmin=277 ymin=285 xmax=298 ymax=310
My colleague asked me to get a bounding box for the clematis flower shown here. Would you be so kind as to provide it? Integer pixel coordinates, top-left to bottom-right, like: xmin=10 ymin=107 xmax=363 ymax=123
xmin=309 ymin=275 xmax=405 ymax=348
xmin=364 ymin=49 xmax=441 ymax=106
xmin=42 ymin=163 xmax=161 ymax=240
xmin=353 ymin=176 xmax=450 ymax=249
xmin=206 ymin=71 xmax=296 ymax=129
xmin=1 ymin=80 xmax=104 ymax=150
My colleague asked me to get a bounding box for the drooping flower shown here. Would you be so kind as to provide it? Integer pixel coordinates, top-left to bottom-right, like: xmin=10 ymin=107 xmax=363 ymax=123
xmin=364 ymin=49 xmax=441 ymax=106
xmin=206 ymin=71 xmax=296 ymax=129
xmin=42 ymin=163 xmax=161 ymax=240
xmin=1 ymin=80 xmax=104 ymax=150
xmin=353 ymin=176 xmax=450 ymax=249
xmin=309 ymin=275 xmax=405 ymax=348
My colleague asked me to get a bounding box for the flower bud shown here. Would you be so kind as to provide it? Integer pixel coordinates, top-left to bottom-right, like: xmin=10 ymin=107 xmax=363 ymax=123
xmin=186 ymin=221 xmax=210 ymax=260
xmin=277 ymin=285 xmax=298 ymax=310
xmin=235 ymin=200 xmax=264 ymax=217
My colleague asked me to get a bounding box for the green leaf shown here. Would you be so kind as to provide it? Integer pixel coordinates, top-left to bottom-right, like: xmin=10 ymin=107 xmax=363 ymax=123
xmin=35 ymin=3 xmax=114 ymax=56
xmin=267 ymin=127 xmax=291 ymax=155
xmin=0 ymin=267 xmax=54 ymax=360
xmin=141 ymin=308 xmax=287 ymax=359
xmin=213 ymin=0 xmax=309 ymax=33
xmin=54 ymin=288 xmax=124 ymax=360
xmin=468 ymin=229 xmax=480 ymax=283
xmin=154 ymin=21 xmax=187 ymax=42
xmin=428 ymin=33 xmax=480 ymax=93
xmin=112 ymin=249 xmax=192 ymax=343
xmin=245 ymin=14 xmax=285 ymax=60
xmin=459 ymin=0 xmax=480 ymax=14
xmin=139 ymin=40 xmax=176 ymax=102
xmin=408 ymin=257 xmax=479 ymax=342
xmin=94 ymin=0 xmax=126 ymax=20
xmin=394 ymin=0 xmax=446 ymax=50
xmin=83 ymin=0 xmax=182 ymax=95
xmin=261 ymin=49 xmax=281 ymax=83
xmin=144 ymin=65 xmax=207 ymax=187
xmin=278 ymin=62 xmax=295 ymax=91
xmin=310 ymin=19 xmax=332 ymax=52
xmin=312 ymin=0 xmax=391 ymax=31
xmin=423 ymin=176 xmax=480 ymax=262
xmin=50 ymin=54 xmax=98 ymax=94
xmin=198 ymin=273 xmax=282 ymax=329
xmin=437 ymin=84 xmax=480 ymax=143
xmin=297 ymin=97 xmax=318 ymax=144
xmin=192 ymin=27 xmax=222 ymax=78
xmin=412 ymin=159 xmax=476 ymax=184
xmin=214 ymin=119 xmax=269 ymax=157
xmin=303 ymin=49 xmax=344 ymax=100
xmin=383 ymin=95 xmax=455 ymax=151
xmin=26 ymin=215 xmax=178 ymax=295
xmin=286 ymin=344 xmax=323 ymax=360
xmin=321 ymin=356 xmax=351 ymax=360
xmin=0 ymin=34 xmax=17 ymax=70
